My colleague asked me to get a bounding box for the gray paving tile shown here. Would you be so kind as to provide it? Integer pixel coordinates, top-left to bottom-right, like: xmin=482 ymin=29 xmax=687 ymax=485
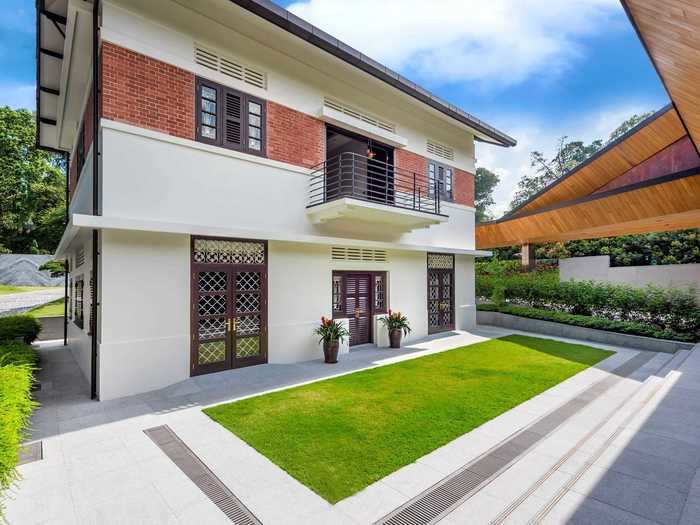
xmin=544 ymin=491 xmax=660 ymax=525
xmin=598 ymin=447 xmax=696 ymax=493
xmin=616 ymin=429 xmax=700 ymax=468
xmin=573 ymin=467 xmax=686 ymax=525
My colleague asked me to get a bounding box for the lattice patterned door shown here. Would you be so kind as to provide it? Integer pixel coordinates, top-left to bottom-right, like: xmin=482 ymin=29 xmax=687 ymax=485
xmin=427 ymin=253 xmax=455 ymax=334
xmin=344 ymin=273 xmax=372 ymax=345
xmin=232 ymin=269 xmax=267 ymax=367
xmin=192 ymin=267 xmax=232 ymax=375
xmin=191 ymin=238 xmax=267 ymax=375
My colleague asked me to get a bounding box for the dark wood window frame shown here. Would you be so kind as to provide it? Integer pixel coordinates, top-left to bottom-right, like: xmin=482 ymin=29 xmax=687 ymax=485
xmin=76 ymin=124 xmax=85 ymax=183
xmin=332 ymin=271 xmax=388 ymax=318
xmin=427 ymin=160 xmax=454 ymax=201
xmin=74 ymin=276 xmax=84 ymax=329
xmin=195 ymin=77 xmax=266 ymax=157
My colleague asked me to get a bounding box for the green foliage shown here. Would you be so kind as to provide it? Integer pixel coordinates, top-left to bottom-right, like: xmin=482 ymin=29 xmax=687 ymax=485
xmin=0 ymin=107 xmax=65 ymax=254
xmin=0 ymin=363 xmax=37 ymax=503
xmin=0 ymin=341 xmax=38 ymax=367
xmin=205 ymin=335 xmax=610 ymax=502
xmin=478 ymin=303 xmax=695 ymax=343
xmin=474 ymin=167 xmax=500 ymax=223
xmin=314 ymin=316 xmax=350 ymax=343
xmin=606 ymin=111 xmax=654 ymax=143
xmin=476 ymin=272 xmax=699 ymax=339
xmin=38 ymin=259 xmax=67 ymax=277
xmin=379 ymin=310 xmax=412 ymax=336
xmin=0 ymin=315 xmax=42 ymax=344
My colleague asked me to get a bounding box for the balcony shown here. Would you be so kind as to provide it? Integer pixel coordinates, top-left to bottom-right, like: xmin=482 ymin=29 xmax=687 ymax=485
xmin=306 ymin=152 xmax=448 ymax=232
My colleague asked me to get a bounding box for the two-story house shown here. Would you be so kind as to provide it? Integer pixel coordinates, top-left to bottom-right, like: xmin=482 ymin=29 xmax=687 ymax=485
xmin=36 ymin=0 xmax=516 ymax=400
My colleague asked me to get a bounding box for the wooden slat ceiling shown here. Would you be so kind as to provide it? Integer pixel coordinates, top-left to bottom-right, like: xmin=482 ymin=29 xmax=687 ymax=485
xmin=511 ymin=106 xmax=686 ymax=216
xmin=623 ymin=0 xmax=700 ymax=150
xmin=476 ymin=172 xmax=700 ymax=248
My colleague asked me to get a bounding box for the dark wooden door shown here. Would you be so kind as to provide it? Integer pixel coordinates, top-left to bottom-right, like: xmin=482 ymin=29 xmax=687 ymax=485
xmin=428 ymin=269 xmax=454 ymax=334
xmin=191 ymin=265 xmax=267 ymax=375
xmin=344 ymin=273 xmax=372 ymax=345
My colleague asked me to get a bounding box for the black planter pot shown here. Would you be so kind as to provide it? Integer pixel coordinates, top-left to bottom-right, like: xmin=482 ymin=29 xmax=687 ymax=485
xmin=323 ymin=340 xmax=340 ymax=363
xmin=389 ymin=329 xmax=402 ymax=348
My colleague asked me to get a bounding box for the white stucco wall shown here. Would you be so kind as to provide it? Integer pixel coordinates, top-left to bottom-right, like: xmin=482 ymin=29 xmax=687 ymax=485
xmin=560 ymin=256 xmax=700 ymax=300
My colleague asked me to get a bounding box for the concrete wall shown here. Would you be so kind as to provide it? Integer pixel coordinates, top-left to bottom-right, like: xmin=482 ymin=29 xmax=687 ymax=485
xmin=560 ymin=255 xmax=700 ymax=300
xmin=0 ymin=254 xmax=62 ymax=286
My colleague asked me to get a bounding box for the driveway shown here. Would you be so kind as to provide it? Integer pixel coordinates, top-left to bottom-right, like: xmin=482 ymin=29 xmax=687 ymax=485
xmin=0 ymin=287 xmax=63 ymax=317
xmin=3 ymin=328 xmax=699 ymax=524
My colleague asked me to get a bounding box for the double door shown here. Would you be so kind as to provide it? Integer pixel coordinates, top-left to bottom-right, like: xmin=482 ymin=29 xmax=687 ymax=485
xmin=342 ymin=273 xmax=373 ymax=346
xmin=191 ymin=264 xmax=267 ymax=375
xmin=428 ymin=268 xmax=454 ymax=334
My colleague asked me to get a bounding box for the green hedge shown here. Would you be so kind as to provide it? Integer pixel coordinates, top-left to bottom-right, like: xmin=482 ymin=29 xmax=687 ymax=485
xmin=0 ymin=315 xmax=41 ymax=344
xmin=477 ymin=303 xmax=696 ymax=343
xmin=476 ymin=272 xmax=699 ymax=338
xmin=0 ymin=341 xmax=38 ymax=367
xmin=0 ymin=363 xmax=36 ymax=501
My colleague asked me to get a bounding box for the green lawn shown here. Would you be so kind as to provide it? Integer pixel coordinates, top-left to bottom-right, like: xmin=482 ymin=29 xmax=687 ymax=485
xmin=204 ymin=335 xmax=612 ymax=502
xmin=0 ymin=285 xmax=46 ymax=296
xmin=28 ymin=298 xmax=65 ymax=318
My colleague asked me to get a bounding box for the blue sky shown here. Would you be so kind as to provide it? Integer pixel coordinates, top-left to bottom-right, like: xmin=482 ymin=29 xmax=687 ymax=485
xmin=1 ymin=0 xmax=668 ymax=215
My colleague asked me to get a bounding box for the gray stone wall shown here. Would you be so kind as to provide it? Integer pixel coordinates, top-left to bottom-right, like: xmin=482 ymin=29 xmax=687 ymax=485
xmin=0 ymin=254 xmax=63 ymax=286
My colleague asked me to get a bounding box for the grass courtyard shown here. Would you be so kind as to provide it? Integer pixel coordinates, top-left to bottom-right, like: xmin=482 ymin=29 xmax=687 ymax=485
xmin=204 ymin=335 xmax=612 ymax=502
xmin=27 ymin=298 xmax=65 ymax=318
xmin=0 ymin=285 xmax=46 ymax=296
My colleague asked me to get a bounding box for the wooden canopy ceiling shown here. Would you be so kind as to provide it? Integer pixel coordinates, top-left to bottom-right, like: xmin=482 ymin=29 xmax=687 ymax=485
xmin=623 ymin=0 xmax=700 ymax=151
xmin=477 ymin=170 xmax=700 ymax=248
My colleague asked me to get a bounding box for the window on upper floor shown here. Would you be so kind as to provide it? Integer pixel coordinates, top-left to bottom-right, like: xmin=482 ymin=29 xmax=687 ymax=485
xmin=427 ymin=161 xmax=453 ymax=201
xmin=76 ymin=124 xmax=85 ymax=182
xmin=196 ymin=77 xmax=266 ymax=156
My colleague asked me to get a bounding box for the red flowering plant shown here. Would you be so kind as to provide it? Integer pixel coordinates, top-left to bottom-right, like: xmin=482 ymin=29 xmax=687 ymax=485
xmin=314 ymin=316 xmax=350 ymax=343
xmin=379 ymin=309 xmax=412 ymax=336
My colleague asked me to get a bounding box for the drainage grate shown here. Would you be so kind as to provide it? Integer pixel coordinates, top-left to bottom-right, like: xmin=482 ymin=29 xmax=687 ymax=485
xmin=376 ymin=351 xmax=656 ymax=525
xmin=144 ymin=425 xmax=260 ymax=525
xmin=17 ymin=441 xmax=42 ymax=465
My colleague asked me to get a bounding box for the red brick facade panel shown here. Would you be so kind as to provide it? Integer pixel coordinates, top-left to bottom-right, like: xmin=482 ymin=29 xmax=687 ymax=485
xmin=594 ymin=136 xmax=700 ymax=194
xmin=394 ymin=148 xmax=428 ymax=195
xmin=101 ymin=42 xmax=195 ymax=140
xmin=266 ymin=101 xmax=325 ymax=168
xmin=454 ymin=168 xmax=475 ymax=207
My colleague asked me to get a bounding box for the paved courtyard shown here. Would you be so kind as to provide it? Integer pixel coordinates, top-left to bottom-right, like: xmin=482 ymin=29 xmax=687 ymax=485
xmin=3 ymin=327 xmax=699 ymax=524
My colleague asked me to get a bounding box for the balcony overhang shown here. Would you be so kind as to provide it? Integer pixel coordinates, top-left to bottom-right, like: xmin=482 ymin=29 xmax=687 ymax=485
xmin=306 ymin=197 xmax=448 ymax=232
xmin=319 ymin=106 xmax=409 ymax=148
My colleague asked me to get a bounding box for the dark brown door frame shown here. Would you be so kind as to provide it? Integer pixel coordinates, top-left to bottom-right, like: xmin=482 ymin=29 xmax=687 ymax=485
xmin=332 ymin=270 xmax=387 ymax=346
xmin=427 ymin=253 xmax=455 ymax=334
xmin=190 ymin=236 xmax=268 ymax=376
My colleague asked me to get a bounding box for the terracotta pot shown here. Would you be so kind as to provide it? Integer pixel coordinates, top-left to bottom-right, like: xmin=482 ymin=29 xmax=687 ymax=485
xmin=389 ymin=329 xmax=402 ymax=349
xmin=323 ymin=340 xmax=340 ymax=363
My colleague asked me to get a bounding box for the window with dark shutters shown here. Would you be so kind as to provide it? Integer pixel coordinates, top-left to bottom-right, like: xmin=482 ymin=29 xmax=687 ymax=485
xmin=196 ymin=77 xmax=265 ymax=156
xmin=427 ymin=160 xmax=454 ymax=201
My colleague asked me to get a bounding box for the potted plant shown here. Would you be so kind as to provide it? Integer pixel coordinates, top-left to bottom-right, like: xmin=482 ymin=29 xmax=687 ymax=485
xmin=380 ymin=310 xmax=411 ymax=348
xmin=314 ymin=316 xmax=350 ymax=363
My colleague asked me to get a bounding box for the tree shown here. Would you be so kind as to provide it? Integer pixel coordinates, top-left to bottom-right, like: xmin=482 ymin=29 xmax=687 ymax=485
xmin=508 ymin=136 xmax=602 ymax=211
xmin=0 ymin=107 xmax=65 ymax=253
xmin=607 ymin=111 xmax=654 ymax=144
xmin=474 ymin=167 xmax=500 ymax=222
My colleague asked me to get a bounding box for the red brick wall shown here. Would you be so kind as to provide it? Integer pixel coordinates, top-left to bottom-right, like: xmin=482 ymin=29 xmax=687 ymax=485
xmin=101 ymin=42 xmax=195 ymax=140
xmin=266 ymin=101 xmax=325 ymax=168
xmin=454 ymin=168 xmax=475 ymax=207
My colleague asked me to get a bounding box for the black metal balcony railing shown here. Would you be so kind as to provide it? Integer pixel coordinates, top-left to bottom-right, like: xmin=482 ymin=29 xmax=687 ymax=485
xmin=307 ymin=152 xmax=443 ymax=215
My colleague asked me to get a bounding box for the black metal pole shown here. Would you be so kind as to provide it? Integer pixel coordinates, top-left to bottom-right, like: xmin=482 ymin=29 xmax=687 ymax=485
xmin=63 ymin=151 xmax=69 ymax=346
xmin=90 ymin=0 xmax=100 ymax=400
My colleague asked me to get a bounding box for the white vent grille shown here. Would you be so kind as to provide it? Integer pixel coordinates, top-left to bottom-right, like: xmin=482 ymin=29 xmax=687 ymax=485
xmin=323 ymin=97 xmax=395 ymax=133
xmin=195 ymin=45 xmax=267 ymax=90
xmin=427 ymin=140 xmax=455 ymax=161
xmin=331 ymin=247 xmax=388 ymax=263
xmin=76 ymin=247 xmax=85 ymax=268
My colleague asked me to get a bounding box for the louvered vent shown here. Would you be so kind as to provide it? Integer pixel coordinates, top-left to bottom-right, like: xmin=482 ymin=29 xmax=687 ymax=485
xmin=323 ymin=97 xmax=395 ymax=133
xmin=331 ymin=247 xmax=388 ymax=262
xmin=76 ymin=247 xmax=85 ymax=268
xmin=427 ymin=140 xmax=455 ymax=161
xmin=195 ymin=45 xmax=267 ymax=90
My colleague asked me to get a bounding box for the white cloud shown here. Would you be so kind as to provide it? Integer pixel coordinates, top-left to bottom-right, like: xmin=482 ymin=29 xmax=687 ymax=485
xmin=476 ymin=101 xmax=658 ymax=217
xmin=287 ymin=0 xmax=620 ymax=89
xmin=0 ymin=84 xmax=35 ymax=111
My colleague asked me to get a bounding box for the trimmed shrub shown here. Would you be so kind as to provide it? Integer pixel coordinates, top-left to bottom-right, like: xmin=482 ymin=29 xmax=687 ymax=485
xmin=0 ymin=341 xmax=38 ymax=367
xmin=477 ymin=303 xmax=696 ymax=343
xmin=0 ymin=315 xmax=41 ymax=343
xmin=0 ymin=363 xmax=36 ymax=504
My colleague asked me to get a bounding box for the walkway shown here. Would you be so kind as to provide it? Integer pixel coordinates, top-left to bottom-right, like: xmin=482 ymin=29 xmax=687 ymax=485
xmin=0 ymin=287 xmax=63 ymax=316
xmin=3 ymin=328 xmax=698 ymax=524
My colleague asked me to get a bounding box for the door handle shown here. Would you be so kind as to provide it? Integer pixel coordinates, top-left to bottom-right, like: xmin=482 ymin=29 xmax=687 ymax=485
xmin=354 ymin=308 xmax=361 ymax=319
xmin=227 ymin=318 xmax=237 ymax=332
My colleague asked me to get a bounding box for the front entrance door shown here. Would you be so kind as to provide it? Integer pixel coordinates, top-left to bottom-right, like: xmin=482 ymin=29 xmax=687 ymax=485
xmin=427 ymin=253 xmax=455 ymax=334
xmin=343 ymin=273 xmax=372 ymax=346
xmin=191 ymin=238 xmax=267 ymax=376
